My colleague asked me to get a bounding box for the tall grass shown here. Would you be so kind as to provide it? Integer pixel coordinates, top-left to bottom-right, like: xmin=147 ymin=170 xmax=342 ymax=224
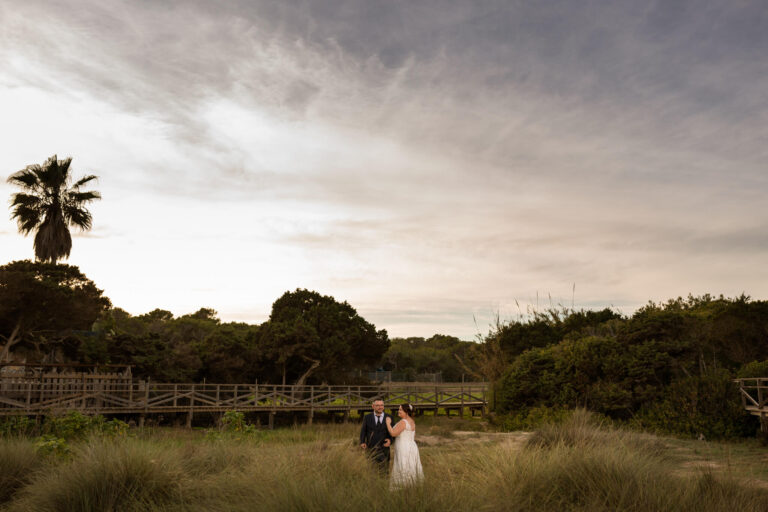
xmin=3 ymin=415 xmax=768 ymax=511
xmin=0 ymin=440 xmax=45 ymax=505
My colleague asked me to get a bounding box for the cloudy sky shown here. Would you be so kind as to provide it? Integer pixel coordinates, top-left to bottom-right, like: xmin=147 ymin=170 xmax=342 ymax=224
xmin=1 ymin=0 xmax=766 ymax=339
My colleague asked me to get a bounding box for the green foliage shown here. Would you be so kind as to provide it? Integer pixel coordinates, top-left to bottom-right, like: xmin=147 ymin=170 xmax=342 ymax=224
xmin=43 ymin=411 xmax=92 ymax=440
xmin=34 ymin=434 xmax=71 ymax=457
xmin=633 ymin=370 xmax=755 ymax=439
xmin=493 ymin=406 xmax=575 ymax=432
xmin=737 ymin=360 xmax=768 ymax=379
xmin=258 ymin=288 xmax=389 ymax=384
xmin=0 ymin=260 xmax=111 ymax=360
xmin=0 ymin=416 xmax=36 ymax=437
xmin=494 ymin=295 xmax=768 ymax=438
xmin=220 ymin=411 xmax=259 ymax=435
xmin=38 ymin=411 xmax=130 ymax=442
xmin=382 ymin=334 xmax=476 ymax=381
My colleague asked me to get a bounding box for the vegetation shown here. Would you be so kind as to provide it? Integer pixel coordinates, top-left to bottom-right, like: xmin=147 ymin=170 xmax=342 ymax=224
xmin=381 ymin=334 xmax=478 ymax=381
xmin=7 ymin=155 xmax=100 ymax=264
xmin=486 ymin=295 xmax=767 ymax=439
xmin=2 ymin=414 xmax=768 ymax=511
xmin=0 ymin=260 xmax=110 ymax=362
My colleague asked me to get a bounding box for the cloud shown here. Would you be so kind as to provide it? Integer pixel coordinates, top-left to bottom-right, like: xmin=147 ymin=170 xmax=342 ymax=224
xmin=1 ymin=0 xmax=767 ymax=337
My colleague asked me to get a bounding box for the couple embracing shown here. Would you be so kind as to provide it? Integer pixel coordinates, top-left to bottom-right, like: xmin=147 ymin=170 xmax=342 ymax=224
xmin=359 ymin=399 xmax=424 ymax=489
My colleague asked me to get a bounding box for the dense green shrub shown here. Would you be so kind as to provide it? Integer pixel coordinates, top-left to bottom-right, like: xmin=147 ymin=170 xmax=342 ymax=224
xmin=41 ymin=411 xmax=129 ymax=440
xmin=0 ymin=416 xmax=36 ymax=437
xmin=737 ymin=360 xmax=768 ymax=379
xmin=493 ymin=295 xmax=768 ymax=438
xmin=633 ymin=370 xmax=756 ymax=439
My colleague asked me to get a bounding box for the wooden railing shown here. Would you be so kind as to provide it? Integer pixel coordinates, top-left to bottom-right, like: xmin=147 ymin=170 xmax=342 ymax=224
xmin=735 ymin=378 xmax=768 ymax=413
xmin=0 ymin=377 xmax=488 ymax=420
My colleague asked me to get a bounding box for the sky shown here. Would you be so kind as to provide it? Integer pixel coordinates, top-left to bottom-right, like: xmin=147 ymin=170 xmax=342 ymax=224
xmin=1 ymin=0 xmax=767 ymax=339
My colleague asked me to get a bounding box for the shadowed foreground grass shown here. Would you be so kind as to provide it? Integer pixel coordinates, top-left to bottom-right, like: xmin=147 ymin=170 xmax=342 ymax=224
xmin=3 ymin=413 xmax=768 ymax=512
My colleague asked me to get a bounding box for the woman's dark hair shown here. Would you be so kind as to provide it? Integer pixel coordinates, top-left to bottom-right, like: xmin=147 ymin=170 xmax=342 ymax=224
xmin=400 ymin=403 xmax=414 ymax=417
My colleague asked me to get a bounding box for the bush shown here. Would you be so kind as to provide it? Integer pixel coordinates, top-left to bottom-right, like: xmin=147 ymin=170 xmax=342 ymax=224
xmin=42 ymin=411 xmax=129 ymax=440
xmin=0 ymin=416 xmax=36 ymax=437
xmin=34 ymin=435 xmax=70 ymax=458
xmin=633 ymin=370 xmax=756 ymax=439
xmin=493 ymin=406 xmax=574 ymax=431
xmin=220 ymin=410 xmax=259 ymax=435
xmin=737 ymin=360 xmax=768 ymax=379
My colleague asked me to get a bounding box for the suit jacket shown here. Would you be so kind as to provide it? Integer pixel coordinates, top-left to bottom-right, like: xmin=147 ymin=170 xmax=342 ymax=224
xmin=360 ymin=412 xmax=393 ymax=451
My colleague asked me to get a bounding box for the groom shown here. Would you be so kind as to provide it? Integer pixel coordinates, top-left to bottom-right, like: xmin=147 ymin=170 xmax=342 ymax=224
xmin=359 ymin=398 xmax=393 ymax=473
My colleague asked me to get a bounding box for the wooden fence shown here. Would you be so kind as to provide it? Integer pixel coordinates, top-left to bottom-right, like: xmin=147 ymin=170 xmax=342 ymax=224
xmin=0 ymin=375 xmax=488 ymax=426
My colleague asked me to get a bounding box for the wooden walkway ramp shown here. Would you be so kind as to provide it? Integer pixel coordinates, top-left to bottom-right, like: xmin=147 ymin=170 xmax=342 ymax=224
xmin=0 ymin=374 xmax=487 ymax=426
xmin=736 ymin=378 xmax=768 ymax=432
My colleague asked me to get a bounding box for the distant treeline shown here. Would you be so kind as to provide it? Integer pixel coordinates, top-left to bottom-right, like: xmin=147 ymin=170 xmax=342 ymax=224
xmin=2 ymin=260 xmax=767 ymax=438
xmin=0 ymin=260 xmax=473 ymax=385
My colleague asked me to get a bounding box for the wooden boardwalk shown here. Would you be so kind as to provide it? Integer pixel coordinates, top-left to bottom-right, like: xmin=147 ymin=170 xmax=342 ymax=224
xmin=0 ymin=373 xmax=488 ymax=426
xmin=736 ymin=378 xmax=768 ymax=431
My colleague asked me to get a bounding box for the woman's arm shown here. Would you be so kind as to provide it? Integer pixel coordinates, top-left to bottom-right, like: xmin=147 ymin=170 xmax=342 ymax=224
xmin=385 ymin=417 xmax=406 ymax=437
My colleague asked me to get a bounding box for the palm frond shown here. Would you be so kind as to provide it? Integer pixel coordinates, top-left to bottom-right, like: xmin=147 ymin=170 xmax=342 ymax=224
xmin=38 ymin=155 xmax=67 ymax=190
xmin=71 ymin=174 xmax=99 ymax=189
xmin=66 ymin=191 xmax=101 ymax=203
xmin=62 ymin=204 xmax=93 ymax=230
xmin=9 ymin=193 xmax=44 ymax=234
xmin=10 ymin=204 xmax=43 ymax=234
xmin=56 ymin=156 xmax=73 ymax=176
xmin=9 ymin=193 xmax=44 ymax=209
xmin=6 ymin=166 xmax=42 ymax=190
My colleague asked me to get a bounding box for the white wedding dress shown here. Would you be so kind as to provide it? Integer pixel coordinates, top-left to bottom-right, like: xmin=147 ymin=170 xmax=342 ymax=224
xmin=390 ymin=419 xmax=424 ymax=489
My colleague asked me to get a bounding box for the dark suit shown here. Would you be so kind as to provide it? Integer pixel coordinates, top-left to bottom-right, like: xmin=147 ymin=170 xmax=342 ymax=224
xmin=360 ymin=412 xmax=393 ymax=473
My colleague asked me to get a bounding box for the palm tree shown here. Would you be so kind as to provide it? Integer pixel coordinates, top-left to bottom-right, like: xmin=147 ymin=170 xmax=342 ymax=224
xmin=7 ymin=155 xmax=101 ymax=263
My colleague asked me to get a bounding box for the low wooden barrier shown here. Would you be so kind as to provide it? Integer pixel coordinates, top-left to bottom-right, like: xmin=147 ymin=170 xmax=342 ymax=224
xmin=0 ymin=377 xmax=488 ymax=426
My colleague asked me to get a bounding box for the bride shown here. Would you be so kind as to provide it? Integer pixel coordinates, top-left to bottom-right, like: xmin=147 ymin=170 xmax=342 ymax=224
xmin=385 ymin=403 xmax=424 ymax=489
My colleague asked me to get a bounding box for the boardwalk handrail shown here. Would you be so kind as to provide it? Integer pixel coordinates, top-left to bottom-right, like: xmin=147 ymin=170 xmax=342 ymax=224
xmin=0 ymin=379 xmax=488 ymax=416
xmin=734 ymin=378 xmax=768 ymax=412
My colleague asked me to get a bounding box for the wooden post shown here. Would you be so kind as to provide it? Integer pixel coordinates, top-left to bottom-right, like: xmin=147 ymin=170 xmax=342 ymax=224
xmin=739 ymin=380 xmax=746 ymax=409
xmin=139 ymin=414 xmax=145 ymax=428
xmin=144 ymin=378 xmax=150 ymax=416
xmin=173 ymin=384 xmax=178 ymax=408
xmin=26 ymin=381 xmax=32 ymax=412
xmin=81 ymin=373 xmax=87 ymax=409
xmin=268 ymin=411 xmax=275 ymax=430
xmin=435 ymin=385 xmax=439 ymax=416
xmin=186 ymin=384 xmax=194 ymax=428
xmin=308 ymin=386 xmax=315 ymax=425
xmin=216 ymin=384 xmax=221 ymax=407
xmin=460 ymin=383 xmax=465 ymax=418
xmin=38 ymin=371 xmax=44 ymax=407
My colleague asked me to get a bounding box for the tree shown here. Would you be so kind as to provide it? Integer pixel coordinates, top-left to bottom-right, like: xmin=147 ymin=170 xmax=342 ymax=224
xmin=0 ymin=260 xmax=111 ymax=362
xmin=259 ymin=289 xmax=389 ymax=384
xmin=7 ymin=155 xmax=100 ymax=263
